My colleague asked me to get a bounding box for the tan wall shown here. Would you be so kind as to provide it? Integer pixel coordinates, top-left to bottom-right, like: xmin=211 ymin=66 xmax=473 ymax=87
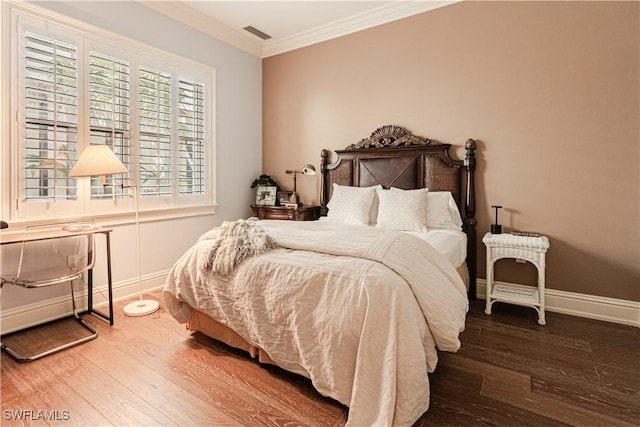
xmin=263 ymin=1 xmax=640 ymax=301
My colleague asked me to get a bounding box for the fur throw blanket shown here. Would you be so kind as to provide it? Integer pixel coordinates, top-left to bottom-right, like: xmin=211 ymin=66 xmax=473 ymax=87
xmin=196 ymin=217 xmax=277 ymax=276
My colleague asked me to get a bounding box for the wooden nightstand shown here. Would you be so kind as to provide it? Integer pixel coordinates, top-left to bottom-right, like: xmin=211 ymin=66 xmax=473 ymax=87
xmin=251 ymin=205 xmax=321 ymax=221
xmin=482 ymin=232 xmax=550 ymax=325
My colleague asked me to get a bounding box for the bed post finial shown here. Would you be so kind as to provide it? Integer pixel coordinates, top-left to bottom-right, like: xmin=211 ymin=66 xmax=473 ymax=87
xmin=464 ymin=139 xmax=476 ymax=229
xmin=320 ymin=149 xmax=330 ymax=216
xmin=463 ymin=139 xmax=477 ymax=299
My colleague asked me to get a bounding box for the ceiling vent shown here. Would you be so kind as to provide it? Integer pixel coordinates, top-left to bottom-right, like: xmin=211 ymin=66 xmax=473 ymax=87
xmin=243 ymin=26 xmax=272 ymax=40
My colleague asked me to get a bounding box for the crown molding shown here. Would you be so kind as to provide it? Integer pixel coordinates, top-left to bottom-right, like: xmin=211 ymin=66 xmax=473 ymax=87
xmin=137 ymin=0 xmax=263 ymax=57
xmin=261 ymin=0 xmax=461 ymax=58
xmin=138 ymin=1 xmax=459 ymax=59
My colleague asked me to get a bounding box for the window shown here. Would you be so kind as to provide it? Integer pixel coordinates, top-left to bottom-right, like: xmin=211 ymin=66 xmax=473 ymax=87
xmin=177 ymin=78 xmax=206 ymax=196
xmin=88 ymin=51 xmax=131 ymax=199
xmin=24 ymin=32 xmax=79 ymax=204
xmin=8 ymin=6 xmax=215 ymax=222
xmin=138 ymin=65 xmax=172 ymax=198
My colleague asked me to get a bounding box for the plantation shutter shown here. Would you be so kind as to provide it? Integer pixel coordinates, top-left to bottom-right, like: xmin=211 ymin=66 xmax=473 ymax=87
xmin=138 ymin=65 xmax=172 ymax=198
xmin=88 ymin=51 xmax=132 ymax=199
xmin=178 ymin=78 xmax=205 ymax=195
xmin=12 ymin=10 xmax=215 ymax=220
xmin=24 ymin=32 xmax=78 ymax=202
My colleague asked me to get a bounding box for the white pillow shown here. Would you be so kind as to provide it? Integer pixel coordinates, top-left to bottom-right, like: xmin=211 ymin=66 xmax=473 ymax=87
xmin=326 ymin=184 xmax=381 ymax=225
xmin=376 ymin=187 xmax=429 ymax=231
xmin=369 ymin=185 xmax=382 ymax=225
xmin=426 ymin=191 xmax=463 ymax=230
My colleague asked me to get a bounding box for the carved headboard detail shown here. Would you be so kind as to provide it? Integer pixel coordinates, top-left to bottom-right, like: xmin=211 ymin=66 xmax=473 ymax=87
xmin=320 ymin=125 xmax=477 ymax=299
xmin=345 ymin=125 xmax=435 ymax=150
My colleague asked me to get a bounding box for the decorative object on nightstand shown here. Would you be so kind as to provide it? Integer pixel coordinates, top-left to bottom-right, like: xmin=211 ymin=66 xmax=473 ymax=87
xmin=251 ymin=205 xmax=321 ymax=221
xmin=255 ymin=185 xmax=277 ymax=206
xmin=285 ymin=164 xmax=316 ymax=206
xmin=482 ymin=232 xmax=550 ymax=325
xmin=277 ymin=190 xmax=293 ymax=206
xmin=491 ymin=205 xmax=503 ymax=234
xmin=251 ymin=174 xmax=279 ymax=206
xmin=70 ymin=144 xmax=160 ymax=317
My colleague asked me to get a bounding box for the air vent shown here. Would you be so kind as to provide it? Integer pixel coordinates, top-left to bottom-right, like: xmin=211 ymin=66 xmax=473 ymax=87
xmin=243 ymin=26 xmax=272 ymax=40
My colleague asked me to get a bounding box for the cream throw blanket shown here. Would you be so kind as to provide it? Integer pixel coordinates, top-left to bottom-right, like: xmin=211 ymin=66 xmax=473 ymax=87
xmin=196 ymin=217 xmax=277 ymax=276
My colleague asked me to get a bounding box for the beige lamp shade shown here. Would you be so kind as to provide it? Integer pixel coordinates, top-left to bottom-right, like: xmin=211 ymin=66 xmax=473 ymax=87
xmin=69 ymin=145 xmax=128 ymax=177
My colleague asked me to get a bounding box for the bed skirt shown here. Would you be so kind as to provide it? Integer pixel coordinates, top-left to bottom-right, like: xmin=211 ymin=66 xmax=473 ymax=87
xmin=187 ymin=309 xmax=277 ymax=365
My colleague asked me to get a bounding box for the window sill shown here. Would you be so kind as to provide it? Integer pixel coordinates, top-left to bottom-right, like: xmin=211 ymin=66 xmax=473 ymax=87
xmin=5 ymin=204 xmax=218 ymax=230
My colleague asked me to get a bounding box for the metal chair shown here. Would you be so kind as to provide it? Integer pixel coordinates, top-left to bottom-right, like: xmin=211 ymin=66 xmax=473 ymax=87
xmin=1 ymin=223 xmax=98 ymax=361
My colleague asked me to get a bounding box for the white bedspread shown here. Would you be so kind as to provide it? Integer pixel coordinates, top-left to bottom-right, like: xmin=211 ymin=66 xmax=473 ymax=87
xmin=163 ymin=220 xmax=468 ymax=426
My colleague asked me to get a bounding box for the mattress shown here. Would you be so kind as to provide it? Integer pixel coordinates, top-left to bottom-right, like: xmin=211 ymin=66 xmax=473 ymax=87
xmin=405 ymin=228 xmax=467 ymax=269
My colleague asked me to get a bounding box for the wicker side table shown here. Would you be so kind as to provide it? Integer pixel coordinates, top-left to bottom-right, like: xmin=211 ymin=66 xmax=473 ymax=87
xmin=482 ymin=232 xmax=550 ymax=325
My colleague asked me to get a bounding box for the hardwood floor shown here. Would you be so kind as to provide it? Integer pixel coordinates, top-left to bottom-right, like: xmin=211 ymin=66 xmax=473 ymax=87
xmin=1 ymin=293 xmax=638 ymax=426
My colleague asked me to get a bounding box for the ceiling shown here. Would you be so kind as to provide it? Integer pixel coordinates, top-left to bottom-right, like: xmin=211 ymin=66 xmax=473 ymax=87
xmin=140 ymin=1 xmax=458 ymax=58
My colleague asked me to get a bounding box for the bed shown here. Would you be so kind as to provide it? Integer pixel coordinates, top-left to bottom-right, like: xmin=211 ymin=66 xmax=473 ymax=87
xmin=163 ymin=125 xmax=477 ymax=426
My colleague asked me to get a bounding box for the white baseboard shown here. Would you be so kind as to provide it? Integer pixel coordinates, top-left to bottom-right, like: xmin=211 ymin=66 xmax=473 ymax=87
xmin=4 ymin=274 xmax=637 ymax=334
xmin=476 ymin=279 xmax=640 ymax=328
xmin=1 ymin=270 xmax=169 ymax=335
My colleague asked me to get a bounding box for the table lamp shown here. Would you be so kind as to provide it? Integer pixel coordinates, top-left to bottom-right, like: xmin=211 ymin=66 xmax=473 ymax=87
xmin=70 ymin=145 xmax=160 ymax=317
xmin=285 ymin=164 xmax=316 ymax=206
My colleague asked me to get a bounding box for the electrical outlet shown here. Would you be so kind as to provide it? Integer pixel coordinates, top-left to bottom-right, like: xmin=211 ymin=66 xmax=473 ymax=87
xmin=515 ymin=258 xmax=526 ymax=264
xmin=67 ymin=255 xmax=80 ymax=268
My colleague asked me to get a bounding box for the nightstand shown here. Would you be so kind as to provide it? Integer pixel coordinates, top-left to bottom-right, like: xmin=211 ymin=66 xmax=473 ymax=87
xmin=251 ymin=205 xmax=321 ymax=221
xmin=482 ymin=232 xmax=550 ymax=325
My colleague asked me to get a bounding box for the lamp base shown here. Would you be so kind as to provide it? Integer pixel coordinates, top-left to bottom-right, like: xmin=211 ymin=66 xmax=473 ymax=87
xmin=124 ymin=299 xmax=160 ymax=317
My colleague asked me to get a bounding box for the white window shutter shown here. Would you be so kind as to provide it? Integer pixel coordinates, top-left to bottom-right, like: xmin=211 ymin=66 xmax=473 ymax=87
xmin=178 ymin=78 xmax=205 ymax=196
xmin=23 ymin=32 xmax=78 ymax=203
xmin=138 ymin=65 xmax=172 ymax=198
xmin=88 ymin=51 xmax=132 ymax=199
xmin=10 ymin=6 xmax=215 ymax=221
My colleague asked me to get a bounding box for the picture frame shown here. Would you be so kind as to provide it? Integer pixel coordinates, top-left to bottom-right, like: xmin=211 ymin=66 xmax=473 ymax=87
xmin=277 ymin=190 xmax=293 ymax=206
xmin=255 ymin=185 xmax=277 ymax=206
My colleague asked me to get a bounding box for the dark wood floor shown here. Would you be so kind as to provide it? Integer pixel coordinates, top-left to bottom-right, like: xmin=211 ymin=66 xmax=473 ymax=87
xmin=1 ymin=292 xmax=638 ymax=426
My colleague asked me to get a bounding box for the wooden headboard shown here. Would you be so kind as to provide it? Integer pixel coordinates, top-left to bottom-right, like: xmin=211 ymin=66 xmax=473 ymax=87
xmin=320 ymin=125 xmax=477 ymax=299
